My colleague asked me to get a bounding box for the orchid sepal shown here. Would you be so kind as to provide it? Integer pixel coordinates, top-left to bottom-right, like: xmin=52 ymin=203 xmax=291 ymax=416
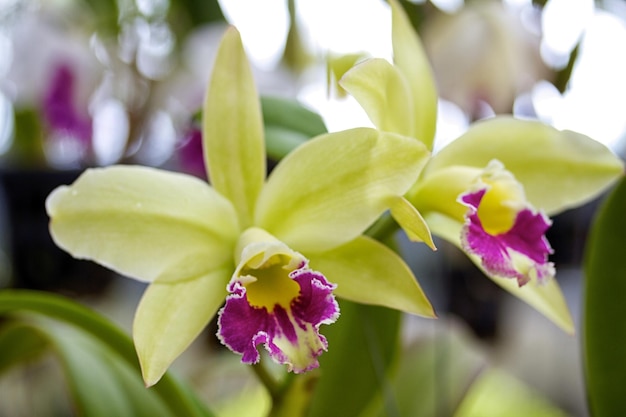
xmin=203 ymin=26 xmax=265 ymax=228
xmin=389 ymin=0 xmax=438 ymax=149
xmin=45 ymin=165 xmax=238 ymax=284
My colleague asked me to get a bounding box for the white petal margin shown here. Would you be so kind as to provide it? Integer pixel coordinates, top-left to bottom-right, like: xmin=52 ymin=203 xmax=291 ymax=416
xmin=134 ymin=268 xmax=231 ymax=386
xmin=46 ymin=166 xmax=239 ymax=283
xmin=307 ymin=236 xmax=435 ymax=317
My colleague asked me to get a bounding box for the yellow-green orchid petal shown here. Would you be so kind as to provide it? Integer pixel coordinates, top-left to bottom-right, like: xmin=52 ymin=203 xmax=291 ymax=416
xmin=255 ymin=128 xmax=430 ymax=253
xmin=134 ymin=268 xmax=231 ymax=386
xmin=308 ymin=236 xmax=435 ymax=317
xmin=340 ymin=58 xmax=414 ymax=137
xmin=203 ymin=26 xmax=265 ymax=228
xmin=424 ymin=212 xmax=574 ymax=333
xmin=389 ymin=0 xmax=438 ymax=149
xmin=388 ymin=196 xmax=436 ymax=250
xmin=327 ymin=52 xmax=369 ymax=98
xmin=408 ymin=165 xmax=483 ymax=221
xmin=46 ymin=166 xmax=238 ymax=283
xmin=423 ymin=117 xmax=624 ymax=214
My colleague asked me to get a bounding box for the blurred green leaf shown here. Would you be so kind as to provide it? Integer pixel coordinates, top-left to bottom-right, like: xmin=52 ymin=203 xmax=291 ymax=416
xmin=0 ymin=322 xmax=49 ymax=374
xmin=261 ymin=96 xmax=327 ymax=160
xmin=47 ymin=322 xmax=177 ymax=417
xmin=0 ymin=289 xmax=215 ymax=417
xmin=5 ymin=109 xmax=45 ymax=168
xmin=584 ymin=177 xmax=626 ymax=417
xmin=306 ymin=300 xmax=400 ymax=417
xmin=453 ymin=369 xmax=569 ymax=417
xmin=361 ymin=325 xmax=486 ymax=417
xmin=79 ymin=0 xmax=119 ymax=35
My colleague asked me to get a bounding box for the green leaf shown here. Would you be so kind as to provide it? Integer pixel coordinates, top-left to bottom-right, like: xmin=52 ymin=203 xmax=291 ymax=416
xmin=261 ymin=96 xmax=327 ymax=141
xmin=422 ymin=117 xmax=624 ymax=215
xmin=584 ymin=178 xmax=626 ymax=417
xmin=263 ymin=126 xmax=311 ymax=161
xmin=46 ymin=165 xmax=238 ymax=283
xmin=47 ymin=323 xmax=177 ymax=417
xmin=308 ymin=236 xmax=435 ymax=317
xmin=261 ymin=96 xmax=328 ymax=161
xmin=306 ymin=301 xmax=401 ymax=417
xmin=453 ymin=369 xmax=569 ymax=417
xmin=361 ymin=325 xmax=487 ymax=417
xmin=0 ymin=322 xmax=49 ymax=374
xmin=134 ymin=268 xmax=231 ymax=386
xmin=389 ymin=0 xmax=438 ymax=149
xmin=0 ymin=289 xmax=215 ymax=417
xmin=255 ymin=128 xmax=430 ymax=253
xmin=340 ymin=58 xmax=414 ymax=137
xmin=203 ymin=26 xmax=266 ymax=228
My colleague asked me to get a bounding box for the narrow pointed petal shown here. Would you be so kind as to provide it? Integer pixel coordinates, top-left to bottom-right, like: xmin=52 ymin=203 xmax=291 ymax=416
xmin=255 ymin=128 xmax=430 ymax=253
xmin=46 ymin=166 xmax=238 ymax=283
xmin=424 ymin=212 xmax=574 ymax=333
xmin=340 ymin=58 xmax=414 ymax=137
xmin=203 ymin=26 xmax=265 ymax=228
xmin=134 ymin=268 xmax=231 ymax=386
xmin=423 ymin=117 xmax=624 ymax=214
xmin=308 ymin=236 xmax=435 ymax=317
xmin=388 ymin=196 xmax=436 ymax=250
xmin=390 ymin=0 xmax=438 ymax=149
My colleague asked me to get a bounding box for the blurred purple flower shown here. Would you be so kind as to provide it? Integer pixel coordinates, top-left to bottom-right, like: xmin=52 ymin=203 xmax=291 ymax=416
xmin=178 ymin=125 xmax=206 ymax=177
xmin=42 ymin=63 xmax=92 ymax=145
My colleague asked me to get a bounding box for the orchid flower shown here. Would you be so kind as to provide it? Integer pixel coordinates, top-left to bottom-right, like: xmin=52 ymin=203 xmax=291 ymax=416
xmin=339 ymin=0 xmax=624 ymax=333
xmin=45 ymin=27 xmax=435 ymax=386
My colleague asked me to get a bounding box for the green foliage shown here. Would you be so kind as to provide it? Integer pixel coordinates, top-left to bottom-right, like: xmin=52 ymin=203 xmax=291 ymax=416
xmin=260 ymin=96 xmax=327 ymax=161
xmin=0 ymin=290 xmax=214 ymax=417
xmin=306 ymin=301 xmax=401 ymax=417
xmin=361 ymin=327 xmax=486 ymax=417
xmin=584 ymin=177 xmax=626 ymax=417
xmin=454 ymin=369 xmax=569 ymax=417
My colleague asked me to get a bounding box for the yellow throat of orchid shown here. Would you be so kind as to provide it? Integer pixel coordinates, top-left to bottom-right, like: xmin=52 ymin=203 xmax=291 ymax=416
xmin=235 ymin=227 xmax=304 ymax=310
xmin=475 ymin=161 xmax=526 ymax=236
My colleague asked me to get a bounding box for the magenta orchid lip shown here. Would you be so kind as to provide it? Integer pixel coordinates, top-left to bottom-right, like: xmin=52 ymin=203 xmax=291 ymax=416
xmin=217 ymin=262 xmax=339 ymax=372
xmin=459 ymin=186 xmax=555 ymax=287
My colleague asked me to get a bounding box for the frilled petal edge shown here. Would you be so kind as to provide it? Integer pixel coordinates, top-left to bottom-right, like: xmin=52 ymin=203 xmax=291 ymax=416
xmin=217 ymin=266 xmax=339 ymax=373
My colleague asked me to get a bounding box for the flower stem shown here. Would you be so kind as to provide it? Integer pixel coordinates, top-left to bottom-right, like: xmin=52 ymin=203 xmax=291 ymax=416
xmin=252 ymin=362 xmax=282 ymax=400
